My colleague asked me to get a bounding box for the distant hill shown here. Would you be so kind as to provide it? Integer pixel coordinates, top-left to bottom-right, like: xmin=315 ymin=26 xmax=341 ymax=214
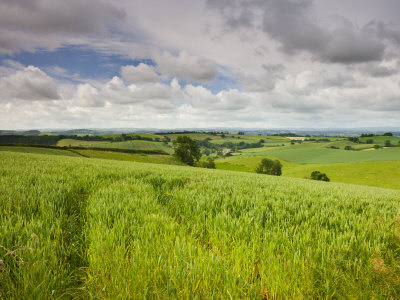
xmin=0 ymin=130 xmax=40 ymax=136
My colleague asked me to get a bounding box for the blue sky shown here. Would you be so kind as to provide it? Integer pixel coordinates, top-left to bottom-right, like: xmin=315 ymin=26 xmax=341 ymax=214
xmin=0 ymin=0 xmax=399 ymax=129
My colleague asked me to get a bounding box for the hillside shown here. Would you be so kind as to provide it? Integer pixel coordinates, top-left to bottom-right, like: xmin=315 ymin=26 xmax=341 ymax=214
xmin=1 ymin=150 xmax=399 ymax=298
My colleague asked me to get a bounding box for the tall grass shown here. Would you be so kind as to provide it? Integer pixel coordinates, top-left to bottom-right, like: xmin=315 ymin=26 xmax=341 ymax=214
xmin=0 ymin=151 xmax=399 ymax=298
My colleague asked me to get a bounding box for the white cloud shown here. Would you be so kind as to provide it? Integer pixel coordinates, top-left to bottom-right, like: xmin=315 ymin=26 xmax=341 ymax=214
xmin=0 ymin=66 xmax=60 ymax=101
xmin=121 ymin=63 xmax=159 ymax=83
xmin=154 ymin=50 xmax=218 ymax=82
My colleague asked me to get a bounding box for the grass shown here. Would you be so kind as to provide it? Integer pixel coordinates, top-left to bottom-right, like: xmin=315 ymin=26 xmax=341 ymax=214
xmin=57 ymin=139 xmax=109 ymax=147
xmin=239 ymin=145 xmax=400 ymax=163
xmin=74 ymin=149 xmax=183 ymax=165
xmin=214 ymin=154 xmax=400 ymax=189
xmin=0 ymin=146 xmax=81 ymax=157
xmin=85 ymin=140 xmax=173 ymax=154
xmin=1 ymin=150 xmax=399 ymax=298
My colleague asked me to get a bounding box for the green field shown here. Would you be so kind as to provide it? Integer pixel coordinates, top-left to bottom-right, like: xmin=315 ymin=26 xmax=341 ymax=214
xmin=0 ymin=146 xmax=80 ymax=157
xmin=238 ymin=144 xmax=400 ymax=163
xmin=216 ymin=154 xmax=400 ymax=189
xmin=74 ymin=149 xmax=183 ymax=165
xmin=1 ymin=150 xmax=399 ymax=298
xmin=56 ymin=139 xmax=110 ymax=147
xmin=57 ymin=139 xmax=173 ymax=154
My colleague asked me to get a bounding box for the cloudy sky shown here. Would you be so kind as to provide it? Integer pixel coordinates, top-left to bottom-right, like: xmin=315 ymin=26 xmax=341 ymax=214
xmin=1 ymin=0 xmax=400 ymax=130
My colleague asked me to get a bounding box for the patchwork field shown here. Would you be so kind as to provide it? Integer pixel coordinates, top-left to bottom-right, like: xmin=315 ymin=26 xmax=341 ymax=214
xmin=1 ymin=150 xmax=399 ymax=298
xmin=237 ymin=144 xmax=400 ymax=163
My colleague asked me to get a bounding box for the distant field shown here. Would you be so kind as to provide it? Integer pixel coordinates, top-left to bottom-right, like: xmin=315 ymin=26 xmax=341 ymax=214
xmin=74 ymin=149 xmax=183 ymax=165
xmin=0 ymin=146 xmax=80 ymax=157
xmin=91 ymin=140 xmax=173 ymax=153
xmin=359 ymin=135 xmax=400 ymax=144
xmin=215 ymin=153 xmax=400 ymax=189
xmin=1 ymin=150 xmax=399 ymax=298
xmin=57 ymin=139 xmax=173 ymax=154
xmin=57 ymin=139 xmax=109 ymax=147
xmin=239 ymin=145 xmax=400 ymax=163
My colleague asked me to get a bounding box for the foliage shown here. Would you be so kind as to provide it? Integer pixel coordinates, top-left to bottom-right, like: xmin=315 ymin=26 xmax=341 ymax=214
xmin=385 ymin=140 xmax=392 ymax=147
xmin=347 ymin=137 xmax=359 ymax=143
xmin=255 ymin=158 xmax=282 ymax=175
xmin=196 ymin=158 xmax=216 ymax=169
xmin=310 ymin=171 xmax=330 ymax=181
xmin=383 ymin=132 xmax=393 ymax=136
xmin=173 ymin=136 xmax=201 ymax=166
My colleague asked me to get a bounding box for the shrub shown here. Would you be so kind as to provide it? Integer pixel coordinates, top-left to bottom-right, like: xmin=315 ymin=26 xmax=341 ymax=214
xmin=310 ymin=171 xmax=330 ymax=182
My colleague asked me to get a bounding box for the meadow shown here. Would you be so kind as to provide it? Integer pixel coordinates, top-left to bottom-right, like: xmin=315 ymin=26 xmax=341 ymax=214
xmin=1 ymin=150 xmax=399 ymax=298
xmin=57 ymin=139 xmax=173 ymax=154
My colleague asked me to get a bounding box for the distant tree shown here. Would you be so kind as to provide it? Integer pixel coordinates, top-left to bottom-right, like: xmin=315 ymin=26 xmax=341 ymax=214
xmin=202 ymin=149 xmax=211 ymax=156
xmin=221 ymin=134 xmax=226 ymax=139
xmin=383 ymin=132 xmax=393 ymax=136
xmin=256 ymin=158 xmax=282 ymax=176
xmin=310 ymin=171 xmax=330 ymax=182
xmin=173 ymin=136 xmax=201 ymax=166
xmin=347 ymin=137 xmax=359 ymax=143
xmin=196 ymin=158 xmax=216 ymax=169
xmin=366 ymin=139 xmax=374 ymax=144
xmin=374 ymin=144 xmax=381 ymax=149
xmin=259 ymin=139 xmax=265 ymax=143
xmin=385 ymin=140 xmax=392 ymax=147
xmin=344 ymin=146 xmax=353 ymax=150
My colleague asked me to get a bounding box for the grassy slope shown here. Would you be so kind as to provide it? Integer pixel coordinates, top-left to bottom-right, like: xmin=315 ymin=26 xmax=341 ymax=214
xmin=91 ymin=140 xmax=173 ymax=153
xmin=0 ymin=146 xmax=81 ymax=157
xmin=215 ymin=153 xmax=400 ymax=189
xmin=0 ymin=150 xmax=399 ymax=299
xmin=239 ymin=144 xmax=400 ymax=163
xmin=57 ymin=139 xmax=173 ymax=154
xmin=74 ymin=149 xmax=183 ymax=165
xmin=57 ymin=139 xmax=109 ymax=147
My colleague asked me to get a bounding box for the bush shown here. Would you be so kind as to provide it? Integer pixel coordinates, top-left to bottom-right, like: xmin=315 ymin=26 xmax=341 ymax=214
xmin=310 ymin=171 xmax=330 ymax=182
xmin=255 ymin=158 xmax=282 ymax=176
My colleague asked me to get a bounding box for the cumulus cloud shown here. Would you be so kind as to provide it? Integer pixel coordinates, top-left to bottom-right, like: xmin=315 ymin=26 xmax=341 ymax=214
xmin=154 ymin=50 xmax=218 ymax=82
xmin=0 ymin=66 xmax=60 ymax=100
xmin=0 ymin=0 xmax=125 ymax=53
xmin=358 ymin=62 xmax=398 ymax=78
xmin=121 ymin=63 xmax=159 ymax=83
xmin=208 ymin=0 xmax=386 ymax=64
xmin=241 ymin=64 xmax=285 ymax=92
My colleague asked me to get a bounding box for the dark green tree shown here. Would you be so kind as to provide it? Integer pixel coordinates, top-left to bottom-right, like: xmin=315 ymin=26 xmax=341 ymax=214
xmin=173 ymin=136 xmax=201 ymax=166
xmin=385 ymin=140 xmax=392 ymax=147
xmin=255 ymin=158 xmax=282 ymax=176
xmin=310 ymin=171 xmax=330 ymax=182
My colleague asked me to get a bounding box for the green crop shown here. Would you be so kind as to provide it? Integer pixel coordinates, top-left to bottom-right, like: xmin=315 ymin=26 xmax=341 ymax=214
xmin=1 ymin=151 xmax=399 ymax=299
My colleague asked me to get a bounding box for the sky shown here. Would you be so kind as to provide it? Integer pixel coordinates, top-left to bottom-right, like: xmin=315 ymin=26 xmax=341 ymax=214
xmin=1 ymin=0 xmax=400 ymax=130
